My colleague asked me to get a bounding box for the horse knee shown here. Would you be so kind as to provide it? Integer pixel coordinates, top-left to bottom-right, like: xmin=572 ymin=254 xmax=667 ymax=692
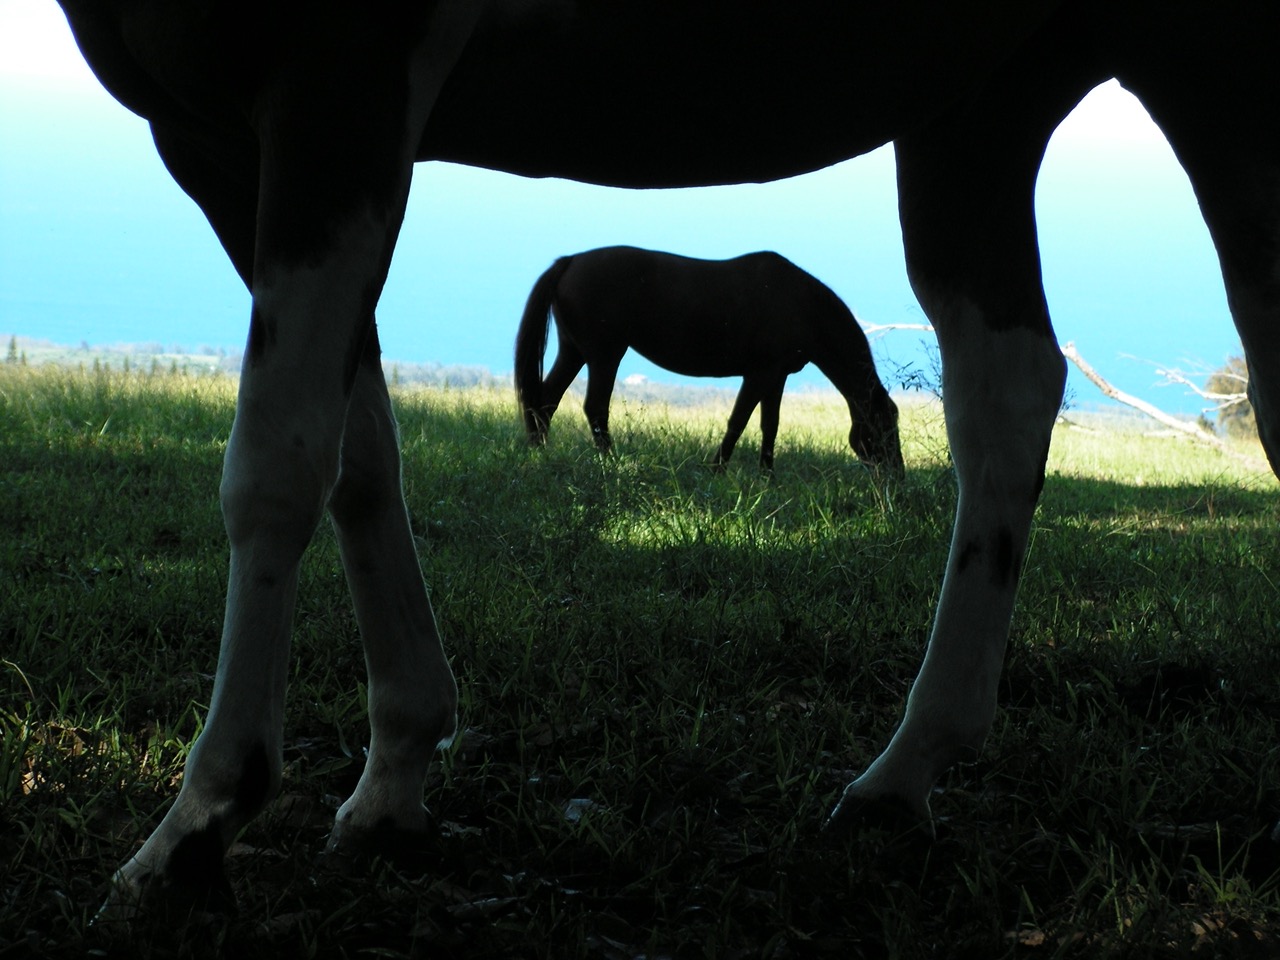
xmin=220 ymin=462 xmax=325 ymax=558
xmin=220 ymin=410 xmax=337 ymax=553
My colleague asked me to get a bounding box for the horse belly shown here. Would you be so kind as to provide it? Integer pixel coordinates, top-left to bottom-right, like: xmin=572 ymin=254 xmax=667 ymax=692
xmin=426 ymin=0 xmax=1063 ymax=187
xmin=627 ymin=311 xmax=803 ymax=380
xmin=629 ymin=330 xmax=756 ymax=379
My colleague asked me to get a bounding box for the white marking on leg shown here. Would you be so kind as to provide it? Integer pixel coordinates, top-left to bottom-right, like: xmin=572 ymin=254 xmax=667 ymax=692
xmin=841 ymin=300 xmax=1065 ymax=818
xmin=327 ymin=362 xmax=458 ymax=849
xmin=315 ymin=2 xmax=483 ymax=852
xmin=105 ymin=208 xmax=412 ymax=907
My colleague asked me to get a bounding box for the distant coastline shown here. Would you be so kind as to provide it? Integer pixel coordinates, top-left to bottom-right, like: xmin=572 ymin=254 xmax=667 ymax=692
xmin=3 ymin=333 xmax=1232 ymax=428
xmin=0 ymin=333 xmax=762 ymax=406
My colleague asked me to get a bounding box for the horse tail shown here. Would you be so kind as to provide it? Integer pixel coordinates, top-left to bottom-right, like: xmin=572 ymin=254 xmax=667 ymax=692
xmin=514 ymin=255 xmax=573 ymax=441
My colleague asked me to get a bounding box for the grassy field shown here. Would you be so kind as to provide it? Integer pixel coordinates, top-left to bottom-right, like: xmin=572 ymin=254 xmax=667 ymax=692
xmin=3 ymin=363 xmax=1280 ymax=958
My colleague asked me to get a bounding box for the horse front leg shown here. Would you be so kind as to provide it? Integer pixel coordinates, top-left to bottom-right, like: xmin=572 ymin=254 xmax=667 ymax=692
xmin=101 ymin=7 xmax=480 ymax=917
xmin=103 ymin=253 xmax=378 ymax=918
xmin=832 ymin=316 xmax=1063 ymax=826
xmin=583 ymin=356 xmax=622 ymax=453
xmin=325 ymin=329 xmax=457 ymax=858
xmin=830 ymin=64 xmax=1079 ymax=828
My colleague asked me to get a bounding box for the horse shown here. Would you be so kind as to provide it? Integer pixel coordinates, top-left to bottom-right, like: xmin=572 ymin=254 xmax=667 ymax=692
xmin=513 ymin=246 xmax=904 ymax=472
xmin=53 ymin=0 xmax=1280 ymax=918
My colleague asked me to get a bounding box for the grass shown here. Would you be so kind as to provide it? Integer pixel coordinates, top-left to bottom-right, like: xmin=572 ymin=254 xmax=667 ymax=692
xmin=3 ymin=363 xmax=1280 ymax=958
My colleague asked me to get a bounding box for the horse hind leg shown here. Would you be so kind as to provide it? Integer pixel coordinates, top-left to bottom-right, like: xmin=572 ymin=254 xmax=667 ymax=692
xmin=714 ymin=375 xmax=767 ymax=469
xmin=755 ymin=373 xmax=787 ymax=471
xmin=324 ymin=329 xmax=457 ymax=861
xmin=533 ymin=339 xmax=586 ymax=445
xmin=100 ymin=6 xmax=480 ymax=919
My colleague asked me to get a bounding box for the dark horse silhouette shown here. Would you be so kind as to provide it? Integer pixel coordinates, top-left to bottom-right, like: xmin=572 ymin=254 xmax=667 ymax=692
xmin=54 ymin=0 xmax=1280 ymax=918
xmin=513 ymin=245 xmax=903 ymax=471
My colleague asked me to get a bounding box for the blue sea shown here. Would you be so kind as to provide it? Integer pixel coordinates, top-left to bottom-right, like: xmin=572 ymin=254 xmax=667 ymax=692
xmin=1 ymin=82 xmax=1239 ymax=416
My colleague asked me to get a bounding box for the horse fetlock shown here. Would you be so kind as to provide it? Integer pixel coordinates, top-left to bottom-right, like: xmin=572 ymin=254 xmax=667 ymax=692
xmin=434 ymin=700 xmax=459 ymax=752
xmin=374 ymin=661 xmax=458 ymax=749
xmin=590 ymin=427 xmax=612 ymax=452
xmin=835 ymin=760 xmax=934 ymax=824
xmin=524 ymin=407 xmax=554 ymax=444
xmin=832 ymin=712 xmax=987 ymax=834
xmin=98 ymin=741 xmax=280 ymax=922
xmin=824 ymin=784 xmax=935 ymax=842
xmin=825 ymin=713 xmax=996 ymax=843
xmin=98 ymin=824 xmax=238 ymax=926
xmin=325 ymin=800 xmax=434 ymax=870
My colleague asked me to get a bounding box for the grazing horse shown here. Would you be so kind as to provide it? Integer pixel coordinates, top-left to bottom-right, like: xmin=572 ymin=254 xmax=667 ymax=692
xmin=55 ymin=0 xmax=1280 ymax=917
xmin=513 ymin=245 xmax=904 ymax=471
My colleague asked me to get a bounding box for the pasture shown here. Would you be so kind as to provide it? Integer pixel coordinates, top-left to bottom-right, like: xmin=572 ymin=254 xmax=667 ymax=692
xmin=3 ymin=363 xmax=1280 ymax=957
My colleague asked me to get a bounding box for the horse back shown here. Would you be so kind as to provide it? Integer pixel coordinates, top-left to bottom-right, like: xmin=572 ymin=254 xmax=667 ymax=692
xmin=553 ymin=246 xmax=844 ymax=378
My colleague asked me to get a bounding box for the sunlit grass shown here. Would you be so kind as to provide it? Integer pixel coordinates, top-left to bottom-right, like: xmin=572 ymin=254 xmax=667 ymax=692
xmin=3 ymin=363 xmax=1280 ymax=957
xmin=1049 ymin=410 xmax=1270 ymax=485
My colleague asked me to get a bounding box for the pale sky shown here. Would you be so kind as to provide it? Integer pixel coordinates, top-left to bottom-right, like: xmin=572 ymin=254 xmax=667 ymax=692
xmin=1 ymin=1 xmax=97 ymax=87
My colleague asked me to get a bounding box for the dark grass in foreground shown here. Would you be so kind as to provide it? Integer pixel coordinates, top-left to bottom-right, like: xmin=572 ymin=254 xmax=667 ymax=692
xmin=3 ymin=365 xmax=1280 ymax=958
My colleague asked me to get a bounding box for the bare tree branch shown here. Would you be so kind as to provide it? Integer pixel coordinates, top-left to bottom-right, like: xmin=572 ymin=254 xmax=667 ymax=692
xmin=1154 ymin=366 xmax=1248 ymax=409
xmin=859 ymin=322 xmax=936 ymax=335
xmin=1061 ymin=342 xmax=1266 ymax=469
xmin=864 ymin=324 xmax=1263 ymax=465
xmin=1120 ymin=351 xmax=1249 ymax=413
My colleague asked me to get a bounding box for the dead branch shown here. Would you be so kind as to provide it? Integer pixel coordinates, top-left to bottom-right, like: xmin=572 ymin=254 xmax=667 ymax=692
xmin=859 ymin=322 xmax=936 ymax=336
xmin=1061 ymin=342 xmax=1266 ymax=469
xmin=860 ymin=324 xmax=1263 ymax=465
xmin=1154 ymin=366 xmax=1249 ymax=409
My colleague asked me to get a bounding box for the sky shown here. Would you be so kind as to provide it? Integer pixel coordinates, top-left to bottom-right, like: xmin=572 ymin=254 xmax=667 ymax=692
xmin=0 ymin=1 xmax=1242 ymax=416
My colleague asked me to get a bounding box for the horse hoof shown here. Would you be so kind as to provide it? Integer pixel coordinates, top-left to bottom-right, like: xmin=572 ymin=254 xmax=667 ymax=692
xmin=823 ymin=790 xmax=935 ymax=843
xmin=322 ymin=816 xmax=437 ymax=874
xmin=95 ymin=855 xmax=237 ymax=930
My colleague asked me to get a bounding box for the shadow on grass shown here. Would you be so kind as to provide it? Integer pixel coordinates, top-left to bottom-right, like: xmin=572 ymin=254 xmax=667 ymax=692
xmin=5 ymin=384 xmax=1280 ymax=957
